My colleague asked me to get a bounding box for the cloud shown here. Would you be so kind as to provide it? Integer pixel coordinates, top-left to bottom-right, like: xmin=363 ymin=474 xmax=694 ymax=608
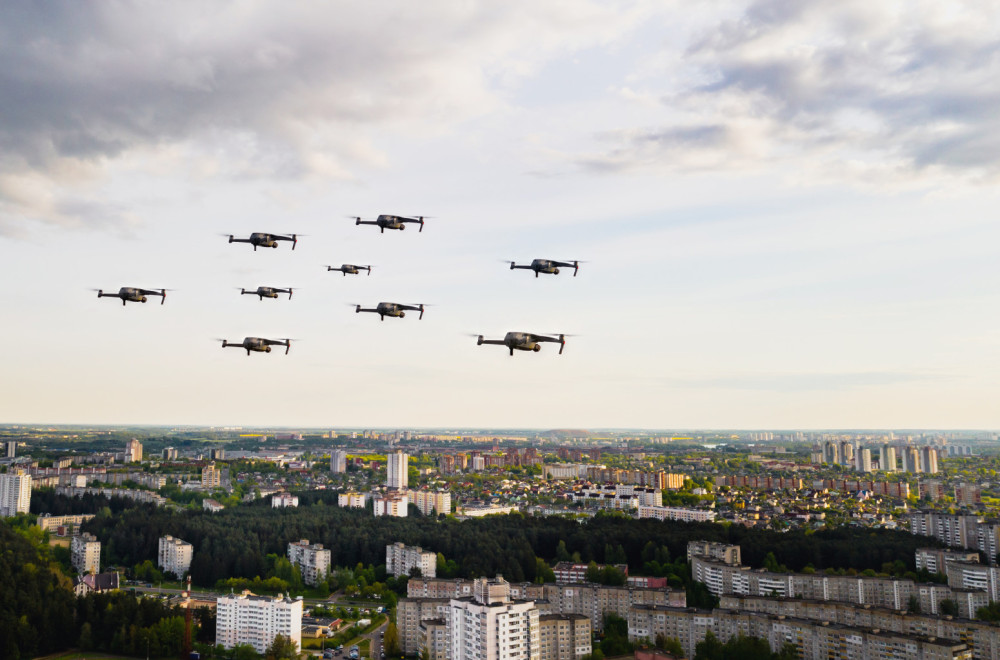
xmin=579 ymin=0 xmax=1000 ymax=182
xmin=0 ymin=1 xmax=650 ymax=234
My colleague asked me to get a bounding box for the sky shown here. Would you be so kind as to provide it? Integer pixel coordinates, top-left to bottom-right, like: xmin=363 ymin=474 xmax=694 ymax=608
xmin=1 ymin=1 xmax=999 ymax=429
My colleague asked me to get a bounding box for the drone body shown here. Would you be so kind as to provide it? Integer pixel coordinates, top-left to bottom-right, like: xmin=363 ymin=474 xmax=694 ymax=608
xmin=509 ymin=259 xmax=580 ymax=277
xmin=241 ymin=286 xmax=293 ymax=300
xmin=97 ymin=287 xmax=167 ymax=306
xmin=354 ymin=214 xmax=425 ymax=233
xmin=355 ymin=302 xmax=425 ymax=321
xmin=328 ymin=264 xmax=372 ymax=276
xmin=221 ymin=337 xmax=291 ymax=355
xmin=228 ymin=232 xmax=298 ymax=251
xmin=477 ymin=332 xmax=566 ymax=356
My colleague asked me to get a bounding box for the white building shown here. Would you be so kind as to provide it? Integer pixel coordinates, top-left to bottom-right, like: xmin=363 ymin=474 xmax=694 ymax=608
xmin=72 ymin=532 xmax=101 ymax=575
xmin=921 ymin=446 xmax=939 ymax=474
xmin=216 ymin=591 xmax=303 ymax=654
xmin=446 ymin=576 xmax=540 ymax=660
xmin=375 ymin=492 xmax=408 ymax=517
xmin=272 ymin=492 xmax=299 ymax=508
xmin=0 ymin=469 xmax=32 ymax=517
xmin=387 ymin=542 xmax=437 ymax=578
xmin=158 ymin=535 xmax=194 ymax=578
xmin=330 ymin=449 xmax=348 ymax=474
xmin=338 ymin=492 xmax=367 ymax=508
xmin=636 ymin=506 xmax=716 ymax=523
xmin=125 ymin=438 xmax=143 ymax=463
xmin=388 ymin=451 xmax=408 ymax=490
xmin=411 ymin=490 xmax=452 ymax=516
xmin=856 ymin=448 xmax=873 ymax=473
xmin=287 ymin=540 xmax=331 ymax=587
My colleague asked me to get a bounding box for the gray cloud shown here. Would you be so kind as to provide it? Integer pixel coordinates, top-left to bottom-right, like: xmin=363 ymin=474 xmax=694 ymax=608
xmin=582 ymin=0 xmax=1000 ymax=180
xmin=0 ymin=1 xmax=642 ymax=233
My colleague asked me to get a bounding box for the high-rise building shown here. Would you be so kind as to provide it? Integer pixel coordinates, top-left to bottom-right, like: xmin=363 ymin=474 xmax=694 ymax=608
xmin=855 ymin=448 xmax=872 ymax=473
xmin=216 ymin=591 xmax=303 ymax=654
xmin=839 ymin=441 xmax=855 ymax=467
xmin=0 ymin=469 xmax=32 ymax=517
xmin=921 ymin=446 xmax=939 ymax=474
xmin=338 ymin=492 xmax=367 ymax=508
xmin=287 ymin=540 xmax=331 ymax=587
xmin=410 ymin=490 xmax=452 ymax=516
xmin=387 ymin=542 xmax=436 ymax=578
xmin=955 ymin=483 xmax=983 ymax=508
xmin=3 ymin=440 xmax=16 ymax=458
xmin=903 ymin=447 xmax=921 ymax=474
xmin=538 ymin=614 xmax=591 ymax=660
xmin=125 ymin=438 xmax=143 ymax=463
xmin=822 ymin=442 xmax=839 ymax=465
xmin=210 ymin=448 xmax=226 ymax=461
xmin=330 ymin=449 xmax=348 ymax=474
xmin=879 ymin=445 xmax=897 ymax=472
xmin=202 ymin=462 xmax=222 ymax=489
xmin=388 ymin=451 xmax=408 ymax=490
xmin=72 ymin=532 xmax=101 ymax=575
xmin=374 ymin=492 xmax=408 ymax=517
xmin=158 ymin=535 xmax=194 ymax=578
xmin=162 ymin=447 xmax=178 ymax=460
xmin=446 ymin=576 xmax=540 ymax=660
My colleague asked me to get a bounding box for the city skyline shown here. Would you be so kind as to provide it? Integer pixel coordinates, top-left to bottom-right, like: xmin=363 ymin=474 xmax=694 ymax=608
xmin=2 ymin=2 xmax=999 ymax=429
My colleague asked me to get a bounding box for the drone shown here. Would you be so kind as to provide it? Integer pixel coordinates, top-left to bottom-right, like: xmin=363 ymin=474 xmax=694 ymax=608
xmin=508 ymin=259 xmax=580 ymax=277
xmin=327 ymin=264 xmax=372 ymax=276
xmin=355 ymin=302 xmax=425 ymax=321
xmin=221 ymin=337 xmax=291 ymax=355
xmin=476 ymin=332 xmax=566 ymax=356
xmin=97 ymin=287 xmax=167 ymax=306
xmin=353 ymin=214 xmax=425 ymax=233
xmin=227 ymin=232 xmax=298 ymax=250
xmin=241 ymin=286 xmax=293 ymax=300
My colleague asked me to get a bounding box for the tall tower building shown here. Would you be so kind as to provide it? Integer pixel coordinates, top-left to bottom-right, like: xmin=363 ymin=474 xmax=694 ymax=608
xmin=330 ymin=449 xmax=348 ymax=474
xmin=921 ymin=446 xmax=939 ymax=474
xmin=2 ymin=441 xmax=16 ymax=458
xmin=855 ymin=448 xmax=872 ymax=473
xmin=0 ymin=469 xmax=32 ymax=517
xmin=125 ymin=438 xmax=143 ymax=463
xmin=879 ymin=445 xmax=897 ymax=472
xmin=446 ymin=576 xmax=540 ymax=660
xmin=72 ymin=532 xmax=101 ymax=575
xmin=822 ymin=441 xmax=839 ymax=465
xmin=216 ymin=592 xmax=303 ymax=654
xmin=387 ymin=451 xmax=408 ymax=490
xmin=904 ymin=447 xmax=922 ymax=474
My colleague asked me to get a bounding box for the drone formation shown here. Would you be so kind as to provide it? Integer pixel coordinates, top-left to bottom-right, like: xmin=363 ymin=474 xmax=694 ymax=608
xmin=96 ymin=215 xmax=581 ymax=358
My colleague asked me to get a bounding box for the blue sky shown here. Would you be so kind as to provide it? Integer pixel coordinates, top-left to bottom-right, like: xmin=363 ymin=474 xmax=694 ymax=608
xmin=1 ymin=1 xmax=999 ymax=428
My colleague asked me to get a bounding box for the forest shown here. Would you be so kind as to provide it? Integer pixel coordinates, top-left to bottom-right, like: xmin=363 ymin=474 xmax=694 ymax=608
xmin=50 ymin=489 xmax=937 ymax=588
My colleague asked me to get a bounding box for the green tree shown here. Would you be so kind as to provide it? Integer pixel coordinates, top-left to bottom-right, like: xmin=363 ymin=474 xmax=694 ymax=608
xmin=384 ymin=621 xmax=401 ymax=656
xmin=940 ymin=599 xmax=958 ymax=616
xmin=265 ymin=634 xmax=299 ymax=660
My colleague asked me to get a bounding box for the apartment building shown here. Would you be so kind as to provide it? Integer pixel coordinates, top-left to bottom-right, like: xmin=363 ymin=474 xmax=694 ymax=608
xmin=387 ymin=451 xmax=408 ymax=490
xmin=552 ymin=562 xmax=628 ymax=583
xmin=338 ymin=492 xmax=367 ymax=508
xmin=330 ymin=449 xmax=348 ymax=474
xmin=0 ymin=468 xmax=32 ymax=517
xmin=158 ymin=535 xmax=193 ymax=578
xmin=398 ymin=597 xmax=452 ymax=656
xmin=125 ymin=438 xmax=143 ymax=463
xmin=539 ymin=614 xmax=591 ymax=660
xmin=287 ymin=539 xmax=331 ymax=587
xmin=36 ymin=513 xmax=95 ymax=535
xmin=216 ymin=591 xmax=303 ymax=654
xmin=909 ymin=511 xmax=1000 ymax=563
xmin=72 ymin=532 xmax=101 ymax=575
xmin=445 ymin=576 xmax=540 ymax=660
xmin=629 ymin=605 xmax=971 ymax=660
xmin=202 ymin=462 xmax=222 ymax=489
xmin=687 ymin=541 xmax=742 ymax=566
xmin=386 ymin=542 xmax=436 ymax=578
xmin=271 ymin=492 xmax=299 ymax=508
xmin=410 ymin=490 xmax=452 ymax=516
xmin=374 ymin=491 xmax=408 ymax=517
xmin=915 ymin=548 xmax=981 ymax=574
xmin=637 ymin=505 xmax=716 ymax=522
xmin=407 ymin=577 xmax=686 ymax=633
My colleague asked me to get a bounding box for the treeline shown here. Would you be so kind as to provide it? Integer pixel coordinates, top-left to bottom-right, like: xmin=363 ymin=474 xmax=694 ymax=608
xmin=67 ymin=491 xmax=936 ymax=589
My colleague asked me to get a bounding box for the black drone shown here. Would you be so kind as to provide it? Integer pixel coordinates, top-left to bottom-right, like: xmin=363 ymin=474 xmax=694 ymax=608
xmin=227 ymin=232 xmax=298 ymax=251
xmin=476 ymin=332 xmax=566 ymax=356
xmin=241 ymin=286 xmax=293 ymax=300
xmin=353 ymin=215 xmax=425 ymax=233
xmin=508 ymin=259 xmax=580 ymax=277
xmin=355 ymin=302 xmax=425 ymax=321
xmin=97 ymin=287 xmax=167 ymax=306
xmin=221 ymin=337 xmax=291 ymax=355
xmin=327 ymin=264 xmax=372 ymax=276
